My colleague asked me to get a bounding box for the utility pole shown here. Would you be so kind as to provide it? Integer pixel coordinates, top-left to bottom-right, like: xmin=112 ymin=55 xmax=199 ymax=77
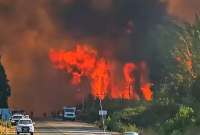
xmin=99 ymin=98 xmax=106 ymax=134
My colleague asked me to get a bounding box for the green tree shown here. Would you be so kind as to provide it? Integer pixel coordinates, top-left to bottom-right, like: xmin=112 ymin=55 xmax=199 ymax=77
xmin=160 ymin=105 xmax=195 ymax=135
xmin=147 ymin=21 xmax=181 ymax=105
xmin=170 ymin=17 xmax=200 ymax=104
xmin=154 ymin=18 xmax=200 ymax=105
xmin=152 ymin=18 xmax=200 ymax=135
xmin=0 ymin=56 xmax=11 ymax=108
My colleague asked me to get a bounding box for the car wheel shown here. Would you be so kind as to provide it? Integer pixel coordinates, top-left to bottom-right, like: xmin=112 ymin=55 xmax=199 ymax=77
xmin=17 ymin=132 xmax=20 ymax=135
xmin=30 ymin=132 xmax=34 ymax=135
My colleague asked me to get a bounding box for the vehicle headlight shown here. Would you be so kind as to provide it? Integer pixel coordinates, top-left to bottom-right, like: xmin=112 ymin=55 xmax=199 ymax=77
xmin=29 ymin=126 xmax=34 ymax=132
xmin=16 ymin=126 xmax=22 ymax=131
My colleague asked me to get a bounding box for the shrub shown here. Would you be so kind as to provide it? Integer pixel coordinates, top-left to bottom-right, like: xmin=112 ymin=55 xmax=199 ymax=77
xmin=143 ymin=128 xmax=159 ymax=135
xmin=106 ymin=116 xmax=139 ymax=133
xmin=120 ymin=124 xmax=139 ymax=133
xmin=160 ymin=105 xmax=195 ymax=135
xmin=105 ymin=106 xmax=145 ymax=132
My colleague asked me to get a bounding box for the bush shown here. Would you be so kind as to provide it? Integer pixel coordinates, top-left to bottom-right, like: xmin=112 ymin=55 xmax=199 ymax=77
xmin=120 ymin=124 xmax=139 ymax=133
xmin=105 ymin=115 xmax=122 ymax=132
xmin=160 ymin=105 xmax=195 ymax=135
xmin=106 ymin=116 xmax=139 ymax=133
xmin=105 ymin=106 xmax=145 ymax=132
xmin=143 ymin=128 xmax=159 ymax=135
xmin=171 ymin=130 xmax=182 ymax=135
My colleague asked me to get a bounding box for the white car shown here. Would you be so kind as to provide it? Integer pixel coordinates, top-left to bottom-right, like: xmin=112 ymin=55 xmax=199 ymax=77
xmin=16 ymin=118 xmax=35 ymax=135
xmin=10 ymin=114 xmax=24 ymax=125
xmin=124 ymin=132 xmax=139 ymax=135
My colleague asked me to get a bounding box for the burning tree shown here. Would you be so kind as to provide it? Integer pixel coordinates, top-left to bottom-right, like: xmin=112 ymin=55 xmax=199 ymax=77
xmin=156 ymin=17 xmax=200 ymax=105
xmin=173 ymin=17 xmax=200 ymax=103
xmin=49 ymin=44 xmax=153 ymax=101
xmin=0 ymin=56 xmax=11 ymax=108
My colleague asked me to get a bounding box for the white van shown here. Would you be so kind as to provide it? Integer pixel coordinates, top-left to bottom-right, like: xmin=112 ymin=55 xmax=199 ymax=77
xmin=63 ymin=107 xmax=76 ymax=121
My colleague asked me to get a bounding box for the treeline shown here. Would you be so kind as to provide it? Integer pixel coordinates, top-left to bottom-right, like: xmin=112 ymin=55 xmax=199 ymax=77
xmin=0 ymin=57 xmax=11 ymax=108
xmin=81 ymin=18 xmax=200 ymax=135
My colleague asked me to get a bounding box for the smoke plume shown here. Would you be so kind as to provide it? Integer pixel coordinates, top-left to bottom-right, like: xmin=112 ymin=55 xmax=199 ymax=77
xmin=0 ymin=0 xmax=198 ymax=116
xmin=167 ymin=0 xmax=200 ymax=23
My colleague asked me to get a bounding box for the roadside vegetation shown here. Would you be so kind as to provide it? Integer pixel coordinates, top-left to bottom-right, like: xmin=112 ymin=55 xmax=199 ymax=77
xmin=0 ymin=57 xmax=11 ymax=108
xmin=0 ymin=53 xmax=12 ymax=134
xmin=0 ymin=120 xmax=13 ymax=134
xmin=79 ymin=18 xmax=200 ymax=135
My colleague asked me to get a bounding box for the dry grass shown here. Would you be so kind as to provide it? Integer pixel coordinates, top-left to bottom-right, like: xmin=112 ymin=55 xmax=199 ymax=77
xmin=0 ymin=125 xmax=14 ymax=135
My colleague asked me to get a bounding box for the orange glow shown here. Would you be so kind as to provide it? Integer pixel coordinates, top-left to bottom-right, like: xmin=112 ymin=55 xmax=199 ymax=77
xmin=91 ymin=58 xmax=110 ymax=100
xmin=49 ymin=44 xmax=153 ymax=101
xmin=122 ymin=63 xmax=138 ymax=99
xmin=49 ymin=45 xmax=97 ymax=85
xmin=139 ymin=62 xmax=153 ymax=101
xmin=167 ymin=0 xmax=200 ymax=23
xmin=175 ymin=56 xmax=193 ymax=74
xmin=123 ymin=63 xmax=136 ymax=84
xmin=186 ymin=60 xmax=192 ymax=71
xmin=176 ymin=57 xmax=181 ymax=62
xmin=140 ymin=84 xmax=153 ymax=101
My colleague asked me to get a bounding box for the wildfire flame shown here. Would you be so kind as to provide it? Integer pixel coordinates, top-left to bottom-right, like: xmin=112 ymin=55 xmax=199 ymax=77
xmin=49 ymin=44 xmax=153 ymax=101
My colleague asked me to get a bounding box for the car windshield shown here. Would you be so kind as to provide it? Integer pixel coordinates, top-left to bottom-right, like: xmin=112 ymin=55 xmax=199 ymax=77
xmin=13 ymin=116 xmax=23 ymax=119
xmin=18 ymin=120 xmax=32 ymax=124
xmin=64 ymin=109 xmax=75 ymax=112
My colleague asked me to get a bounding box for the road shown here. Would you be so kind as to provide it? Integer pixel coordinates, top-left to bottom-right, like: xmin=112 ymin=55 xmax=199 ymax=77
xmin=8 ymin=120 xmax=120 ymax=135
xmin=35 ymin=120 xmax=109 ymax=135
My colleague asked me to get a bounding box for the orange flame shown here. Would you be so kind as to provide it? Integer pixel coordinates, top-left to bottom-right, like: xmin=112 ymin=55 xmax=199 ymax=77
xmin=176 ymin=56 xmax=194 ymax=78
xmin=139 ymin=62 xmax=153 ymax=101
xmin=186 ymin=60 xmax=192 ymax=71
xmin=49 ymin=44 xmax=97 ymax=85
xmin=49 ymin=44 xmax=153 ymax=101
xmin=122 ymin=63 xmax=138 ymax=99
xmin=91 ymin=58 xmax=110 ymax=100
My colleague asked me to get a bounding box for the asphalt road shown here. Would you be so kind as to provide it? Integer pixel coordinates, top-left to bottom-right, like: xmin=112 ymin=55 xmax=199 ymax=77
xmin=11 ymin=120 xmax=119 ymax=135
